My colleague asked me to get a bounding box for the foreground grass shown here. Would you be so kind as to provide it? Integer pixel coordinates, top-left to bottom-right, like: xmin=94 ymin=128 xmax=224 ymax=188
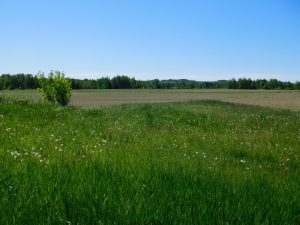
xmin=0 ymin=97 xmax=300 ymax=224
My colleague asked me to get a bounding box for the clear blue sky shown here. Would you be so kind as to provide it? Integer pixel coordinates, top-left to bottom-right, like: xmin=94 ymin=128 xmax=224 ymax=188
xmin=1 ymin=0 xmax=299 ymax=81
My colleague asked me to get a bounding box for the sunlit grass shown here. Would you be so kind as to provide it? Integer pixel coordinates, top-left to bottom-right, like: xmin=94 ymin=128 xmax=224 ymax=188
xmin=0 ymin=97 xmax=300 ymax=224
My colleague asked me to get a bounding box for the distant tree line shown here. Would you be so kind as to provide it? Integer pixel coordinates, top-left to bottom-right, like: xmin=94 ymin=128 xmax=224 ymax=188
xmin=1 ymin=74 xmax=299 ymax=90
xmin=0 ymin=74 xmax=39 ymax=90
xmin=225 ymin=78 xmax=299 ymax=90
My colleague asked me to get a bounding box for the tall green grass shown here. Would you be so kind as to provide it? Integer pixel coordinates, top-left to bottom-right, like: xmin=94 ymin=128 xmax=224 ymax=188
xmin=0 ymin=97 xmax=299 ymax=224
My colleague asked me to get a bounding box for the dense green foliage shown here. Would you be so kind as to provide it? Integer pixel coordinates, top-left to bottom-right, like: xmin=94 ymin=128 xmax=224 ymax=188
xmin=0 ymin=74 xmax=39 ymax=90
xmin=0 ymin=97 xmax=299 ymax=224
xmin=38 ymin=71 xmax=72 ymax=106
xmin=1 ymin=73 xmax=299 ymax=90
xmin=55 ymin=77 xmax=300 ymax=90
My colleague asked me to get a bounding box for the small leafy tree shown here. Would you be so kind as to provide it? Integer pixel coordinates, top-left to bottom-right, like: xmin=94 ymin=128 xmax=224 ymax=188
xmin=38 ymin=71 xmax=72 ymax=106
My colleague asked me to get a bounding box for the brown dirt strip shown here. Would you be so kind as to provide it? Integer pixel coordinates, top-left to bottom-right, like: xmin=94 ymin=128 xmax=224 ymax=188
xmin=1 ymin=90 xmax=300 ymax=111
xmin=70 ymin=91 xmax=300 ymax=111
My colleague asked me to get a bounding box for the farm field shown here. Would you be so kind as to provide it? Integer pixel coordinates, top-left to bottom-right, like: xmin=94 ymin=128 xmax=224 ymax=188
xmin=1 ymin=89 xmax=300 ymax=111
xmin=0 ymin=95 xmax=300 ymax=224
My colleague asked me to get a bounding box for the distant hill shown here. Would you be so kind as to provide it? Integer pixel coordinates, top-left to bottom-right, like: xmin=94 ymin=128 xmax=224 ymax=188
xmin=160 ymin=79 xmax=197 ymax=83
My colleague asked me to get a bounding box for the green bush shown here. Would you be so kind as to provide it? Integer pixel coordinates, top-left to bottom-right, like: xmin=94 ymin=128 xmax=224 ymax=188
xmin=38 ymin=71 xmax=71 ymax=106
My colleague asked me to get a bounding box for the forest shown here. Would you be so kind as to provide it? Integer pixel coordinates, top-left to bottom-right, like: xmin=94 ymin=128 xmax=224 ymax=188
xmin=0 ymin=73 xmax=299 ymax=90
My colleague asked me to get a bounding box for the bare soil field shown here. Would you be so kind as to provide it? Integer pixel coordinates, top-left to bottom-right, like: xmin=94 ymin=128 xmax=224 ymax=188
xmin=1 ymin=89 xmax=300 ymax=111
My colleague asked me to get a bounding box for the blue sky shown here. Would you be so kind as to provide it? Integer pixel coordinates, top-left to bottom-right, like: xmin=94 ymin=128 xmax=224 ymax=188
xmin=1 ymin=0 xmax=299 ymax=81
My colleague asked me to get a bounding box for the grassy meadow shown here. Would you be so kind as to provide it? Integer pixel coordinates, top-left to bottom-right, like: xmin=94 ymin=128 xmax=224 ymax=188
xmin=0 ymin=96 xmax=300 ymax=224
